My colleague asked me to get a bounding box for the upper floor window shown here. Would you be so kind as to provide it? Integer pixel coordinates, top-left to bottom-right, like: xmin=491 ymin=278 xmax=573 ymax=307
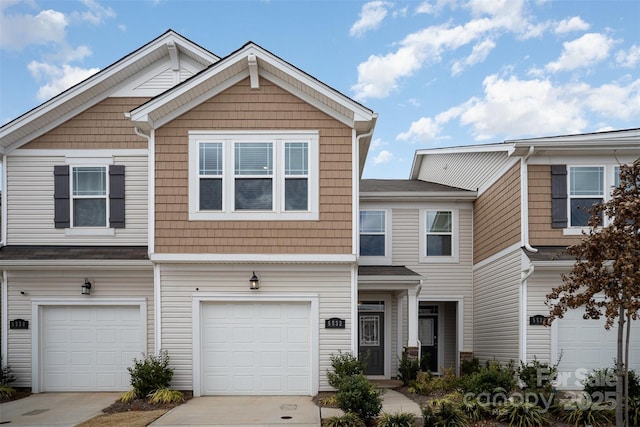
xmin=54 ymin=159 xmax=125 ymax=233
xmin=72 ymin=166 xmax=107 ymax=226
xmin=189 ymin=130 xmax=318 ymax=220
xmin=553 ymin=164 xmax=627 ymax=233
xmin=569 ymin=166 xmax=604 ymax=227
xmin=359 ymin=209 xmax=391 ymax=265
xmin=360 ymin=210 xmax=386 ymax=256
xmin=420 ymin=209 xmax=458 ymax=263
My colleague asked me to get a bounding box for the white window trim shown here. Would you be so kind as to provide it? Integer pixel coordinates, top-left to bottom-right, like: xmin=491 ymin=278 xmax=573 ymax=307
xmin=563 ymin=164 xmax=619 ymax=235
xmin=359 ymin=209 xmax=391 ymax=266
xmin=188 ymin=130 xmax=319 ymax=221
xmin=419 ymin=209 xmax=459 ymax=263
xmin=65 ymin=156 xmax=113 ymax=234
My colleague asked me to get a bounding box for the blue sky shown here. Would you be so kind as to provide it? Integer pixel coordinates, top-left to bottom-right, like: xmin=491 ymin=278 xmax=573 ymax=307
xmin=1 ymin=0 xmax=639 ymax=179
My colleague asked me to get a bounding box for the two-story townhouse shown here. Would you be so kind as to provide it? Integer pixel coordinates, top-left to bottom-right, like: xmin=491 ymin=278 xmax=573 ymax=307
xmin=358 ymin=180 xmax=476 ymax=377
xmin=410 ymin=128 xmax=640 ymax=389
xmin=0 ymin=30 xmax=378 ymax=396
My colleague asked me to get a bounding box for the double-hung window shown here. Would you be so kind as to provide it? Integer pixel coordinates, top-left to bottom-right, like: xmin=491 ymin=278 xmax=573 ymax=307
xmin=420 ymin=209 xmax=458 ymax=263
xmin=72 ymin=166 xmax=107 ymax=227
xmin=569 ymin=166 xmax=604 ymax=227
xmin=360 ymin=210 xmax=386 ymax=256
xmin=189 ymin=130 xmax=318 ymax=220
xmin=54 ymin=157 xmax=125 ymax=233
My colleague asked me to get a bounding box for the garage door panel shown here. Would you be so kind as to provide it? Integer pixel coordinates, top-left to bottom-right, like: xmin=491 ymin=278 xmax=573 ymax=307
xmin=42 ymin=305 xmax=143 ymax=392
xmin=202 ymin=302 xmax=311 ymax=395
xmin=557 ymin=307 xmax=640 ymax=389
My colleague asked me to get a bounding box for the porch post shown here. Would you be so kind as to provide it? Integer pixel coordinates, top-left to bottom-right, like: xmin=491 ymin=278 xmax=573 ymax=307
xmin=407 ymin=286 xmax=420 ymax=348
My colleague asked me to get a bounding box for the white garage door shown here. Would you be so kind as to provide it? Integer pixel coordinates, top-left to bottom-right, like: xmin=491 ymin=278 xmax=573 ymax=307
xmin=556 ymin=306 xmax=640 ymax=388
xmin=42 ymin=305 xmax=143 ymax=392
xmin=201 ymin=302 xmax=311 ymax=395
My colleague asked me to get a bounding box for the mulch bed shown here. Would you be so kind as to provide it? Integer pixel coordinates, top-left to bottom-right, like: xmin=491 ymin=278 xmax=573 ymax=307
xmin=0 ymin=387 xmax=31 ymax=403
xmin=102 ymin=390 xmax=193 ymax=413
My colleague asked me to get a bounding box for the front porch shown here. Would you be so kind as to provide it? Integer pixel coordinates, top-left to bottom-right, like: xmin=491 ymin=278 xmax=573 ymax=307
xmin=357 ymin=266 xmax=462 ymax=379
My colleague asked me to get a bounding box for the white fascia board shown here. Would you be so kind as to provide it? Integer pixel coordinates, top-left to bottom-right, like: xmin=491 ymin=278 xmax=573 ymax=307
xmin=250 ymin=45 xmax=374 ymax=123
xmin=150 ymin=253 xmax=357 ymax=263
xmin=1 ymin=31 xmax=217 ymax=151
xmin=1 ymin=260 xmax=152 ymax=269
xmin=414 ymin=143 xmax=513 ymax=157
xmin=129 ymin=43 xmax=375 ymax=130
xmin=507 ymin=128 xmax=640 ymax=145
xmin=359 ymin=191 xmax=477 ymax=201
xmin=259 ymin=70 xmax=354 ymax=128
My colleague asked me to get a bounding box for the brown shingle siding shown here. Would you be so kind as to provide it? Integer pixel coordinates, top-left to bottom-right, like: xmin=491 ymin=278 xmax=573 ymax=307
xmin=24 ymin=97 xmax=149 ymax=150
xmin=154 ymin=78 xmax=353 ymax=255
xmin=528 ymin=164 xmax=583 ymax=247
xmin=474 ymin=163 xmax=521 ymax=264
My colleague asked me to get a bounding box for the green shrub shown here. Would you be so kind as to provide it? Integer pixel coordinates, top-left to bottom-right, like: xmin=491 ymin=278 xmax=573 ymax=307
xmin=398 ymin=354 xmax=422 ymax=386
xmin=460 ymin=358 xmax=480 ymax=377
xmin=460 ymin=396 xmax=489 ymax=421
xmin=582 ymin=367 xmax=640 ymax=401
xmin=377 ymin=411 xmax=416 ymax=427
xmin=0 ymin=384 xmax=15 ymax=400
xmin=0 ymin=356 xmax=16 ymax=386
xmin=494 ymin=401 xmax=550 ymax=427
xmin=628 ymin=396 xmax=640 ymax=427
xmin=422 ymin=398 xmax=469 ymax=427
xmin=327 ymin=351 xmax=366 ymax=389
xmin=518 ymin=357 xmax=557 ymax=393
xmin=325 ymin=412 xmax=366 ymax=427
xmin=335 ymin=373 xmax=383 ymax=424
xmin=408 ymin=371 xmax=433 ymax=395
xmin=149 ymin=387 xmax=184 ymax=404
xmin=463 ymin=359 xmax=516 ymax=403
xmin=432 ymin=367 xmax=457 ymax=392
xmin=127 ymin=350 xmax=174 ymax=397
xmin=118 ymin=388 xmax=138 ymax=403
xmin=554 ymin=401 xmax=613 ymax=427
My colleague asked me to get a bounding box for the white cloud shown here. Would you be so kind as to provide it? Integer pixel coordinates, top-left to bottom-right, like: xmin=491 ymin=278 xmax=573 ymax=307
xmin=370 ymin=137 xmax=387 ymax=150
xmin=397 ymin=73 xmax=640 ymax=142
xmin=372 ymin=150 xmax=394 ymax=164
xmin=71 ymin=0 xmax=116 ymax=25
xmin=545 ymin=33 xmax=615 ymax=73
xmin=28 ymin=61 xmax=100 ymax=100
xmin=616 ymin=44 xmax=640 ymax=68
xmin=0 ymin=8 xmax=68 ymax=50
xmin=554 ymin=16 xmax=589 ymax=34
xmin=352 ymin=0 xmax=537 ymax=100
xmin=350 ymin=1 xmax=391 ymax=37
xmin=415 ymin=1 xmax=433 ymax=14
xmin=397 ymin=117 xmax=441 ymax=143
xmin=451 ymin=38 xmax=495 ymax=75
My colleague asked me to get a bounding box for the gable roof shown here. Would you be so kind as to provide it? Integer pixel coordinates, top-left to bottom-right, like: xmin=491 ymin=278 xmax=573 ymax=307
xmin=127 ymin=41 xmax=378 ymax=172
xmin=360 ymin=179 xmax=476 ymax=201
xmin=0 ymin=29 xmax=219 ymax=154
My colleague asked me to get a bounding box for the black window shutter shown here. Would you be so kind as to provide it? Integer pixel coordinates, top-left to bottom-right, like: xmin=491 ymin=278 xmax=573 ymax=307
xmin=54 ymin=165 xmax=70 ymax=228
xmin=551 ymin=164 xmax=567 ymax=228
xmin=109 ymin=165 xmax=125 ymax=228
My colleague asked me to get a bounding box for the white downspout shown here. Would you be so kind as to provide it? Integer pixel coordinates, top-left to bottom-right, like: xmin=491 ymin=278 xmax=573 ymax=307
xmin=520 ymin=263 xmax=535 ymax=363
xmin=351 ymin=129 xmax=375 ymax=353
xmin=2 ymin=154 xmax=7 ymax=246
xmin=520 ymin=146 xmax=537 ymax=253
xmin=133 ymin=126 xmax=161 ymax=354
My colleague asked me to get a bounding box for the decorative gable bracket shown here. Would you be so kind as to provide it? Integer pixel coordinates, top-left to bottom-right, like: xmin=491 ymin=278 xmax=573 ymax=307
xmin=248 ymin=53 xmax=259 ymax=89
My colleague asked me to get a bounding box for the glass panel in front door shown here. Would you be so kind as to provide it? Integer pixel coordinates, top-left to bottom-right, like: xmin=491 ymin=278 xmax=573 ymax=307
xmin=359 ymin=315 xmax=380 ymax=346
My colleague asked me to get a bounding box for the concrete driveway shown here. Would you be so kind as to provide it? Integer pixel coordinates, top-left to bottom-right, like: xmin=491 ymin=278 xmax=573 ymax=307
xmin=0 ymin=392 xmax=120 ymax=426
xmin=149 ymin=395 xmax=321 ymax=426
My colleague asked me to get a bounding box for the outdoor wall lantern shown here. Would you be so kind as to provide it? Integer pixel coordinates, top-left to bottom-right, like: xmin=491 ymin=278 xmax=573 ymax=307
xmin=249 ymin=272 xmax=260 ymax=290
xmin=82 ymin=278 xmax=92 ymax=295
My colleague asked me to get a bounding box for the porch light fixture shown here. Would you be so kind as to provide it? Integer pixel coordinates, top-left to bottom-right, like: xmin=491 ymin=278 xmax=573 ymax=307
xmin=82 ymin=278 xmax=92 ymax=295
xmin=249 ymin=272 xmax=259 ymax=290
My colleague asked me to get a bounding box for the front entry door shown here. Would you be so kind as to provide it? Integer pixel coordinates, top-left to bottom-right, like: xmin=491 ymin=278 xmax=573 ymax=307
xmin=419 ymin=315 xmax=438 ymax=372
xmin=358 ymin=311 xmax=384 ymax=375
